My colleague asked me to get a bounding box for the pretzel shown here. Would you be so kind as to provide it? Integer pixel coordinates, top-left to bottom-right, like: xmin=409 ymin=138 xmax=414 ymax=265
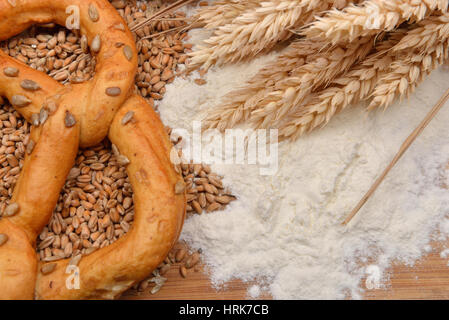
xmin=0 ymin=0 xmax=186 ymax=299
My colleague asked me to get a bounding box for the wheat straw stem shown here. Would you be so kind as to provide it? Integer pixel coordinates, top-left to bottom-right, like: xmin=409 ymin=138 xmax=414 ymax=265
xmin=130 ymin=0 xmax=194 ymax=32
xmin=343 ymin=86 xmax=449 ymax=225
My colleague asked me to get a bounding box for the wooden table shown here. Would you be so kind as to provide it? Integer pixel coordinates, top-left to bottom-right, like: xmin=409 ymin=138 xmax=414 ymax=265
xmin=121 ymin=241 xmax=449 ymax=300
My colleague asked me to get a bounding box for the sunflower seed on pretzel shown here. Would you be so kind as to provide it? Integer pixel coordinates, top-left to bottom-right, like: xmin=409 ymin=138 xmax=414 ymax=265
xmin=91 ymin=35 xmax=101 ymax=53
xmin=20 ymin=79 xmax=41 ymax=91
xmin=39 ymin=107 xmax=49 ymax=125
xmin=46 ymin=100 xmax=58 ymax=114
xmin=11 ymin=95 xmax=31 ymax=107
xmin=121 ymin=111 xmax=134 ymax=125
xmin=113 ymin=23 xmax=125 ymax=31
xmin=117 ymin=155 xmax=130 ymax=166
xmin=64 ymin=111 xmax=76 ymax=128
xmin=4 ymin=203 xmax=19 ymax=217
xmin=26 ymin=140 xmax=35 ymax=155
xmin=123 ymin=45 xmax=133 ymax=61
xmin=3 ymin=67 xmax=19 ymax=77
xmin=106 ymin=87 xmax=121 ymax=96
xmin=70 ymin=76 xmax=85 ymax=84
xmin=41 ymin=263 xmax=56 ymax=275
xmin=80 ymin=35 xmax=88 ymax=53
xmin=69 ymin=254 xmax=82 ymax=266
xmin=31 ymin=113 xmax=40 ymax=126
xmin=175 ymin=181 xmax=185 ymax=194
xmin=111 ymin=143 xmax=120 ymax=157
xmin=88 ymin=3 xmax=99 ymax=22
xmin=84 ymin=247 xmax=97 ymax=256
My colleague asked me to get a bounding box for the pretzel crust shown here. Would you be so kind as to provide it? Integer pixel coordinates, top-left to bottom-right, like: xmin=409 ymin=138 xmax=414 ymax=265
xmin=0 ymin=103 xmax=80 ymax=300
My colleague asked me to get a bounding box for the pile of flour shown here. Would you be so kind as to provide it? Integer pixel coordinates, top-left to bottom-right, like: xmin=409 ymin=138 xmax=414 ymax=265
xmin=157 ymin=27 xmax=449 ymax=299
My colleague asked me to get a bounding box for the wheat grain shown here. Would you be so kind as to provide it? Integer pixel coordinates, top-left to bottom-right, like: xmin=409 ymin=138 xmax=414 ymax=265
xmin=303 ymin=0 xmax=448 ymax=44
xmin=188 ymin=0 xmax=337 ymax=70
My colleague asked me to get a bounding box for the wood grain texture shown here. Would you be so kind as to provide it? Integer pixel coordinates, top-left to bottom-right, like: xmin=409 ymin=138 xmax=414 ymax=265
xmin=121 ymin=241 xmax=449 ymax=300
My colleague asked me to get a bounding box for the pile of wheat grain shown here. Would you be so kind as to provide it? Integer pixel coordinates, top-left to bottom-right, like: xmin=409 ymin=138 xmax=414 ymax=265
xmin=192 ymin=0 xmax=449 ymax=140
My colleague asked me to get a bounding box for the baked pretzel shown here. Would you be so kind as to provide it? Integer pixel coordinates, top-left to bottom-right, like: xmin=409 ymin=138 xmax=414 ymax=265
xmin=0 ymin=0 xmax=186 ymax=299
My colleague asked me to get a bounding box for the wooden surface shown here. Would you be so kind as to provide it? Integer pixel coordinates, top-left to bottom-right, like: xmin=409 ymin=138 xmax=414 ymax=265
xmin=121 ymin=240 xmax=449 ymax=300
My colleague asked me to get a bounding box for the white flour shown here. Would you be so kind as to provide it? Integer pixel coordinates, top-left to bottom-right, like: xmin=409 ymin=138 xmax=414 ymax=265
xmin=157 ymin=27 xmax=449 ymax=299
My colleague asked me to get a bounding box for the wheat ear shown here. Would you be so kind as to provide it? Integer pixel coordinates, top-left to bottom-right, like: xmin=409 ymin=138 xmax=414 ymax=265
xmin=368 ymin=44 xmax=448 ymax=110
xmin=204 ymin=40 xmax=325 ymax=131
xmin=205 ymin=36 xmax=374 ymax=130
xmin=193 ymin=0 xmax=262 ymax=29
xmin=393 ymin=14 xmax=449 ymax=53
xmin=303 ymin=0 xmax=448 ymax=44
xmin=188 ymin=0 xmax=336 ymax=71
xmin=369 ymin=14 xmax=449 ymax=109
xmin=280 ymin=20 xmax=449 ymax=140
xmin=278 ymin=34 xmax=405 ymax=140
xmin=247 ymin=37 xmax=375 ymax=129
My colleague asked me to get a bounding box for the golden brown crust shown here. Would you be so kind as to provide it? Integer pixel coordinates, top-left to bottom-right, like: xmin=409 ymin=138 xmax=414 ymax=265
xmin=9 ymin=106 xmax=80 ymax=242
xmin=0 ymin=0 xmax=185 ymax=299
xmin=0 ymin=220 xmax=36 ymax=300
xmin=0 ymin=60 xmax=81 ymax=301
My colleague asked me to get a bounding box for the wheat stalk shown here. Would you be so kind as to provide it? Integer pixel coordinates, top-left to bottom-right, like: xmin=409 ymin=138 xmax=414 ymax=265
xmin=303 ymin=0 xmax=448 ymax=44
xmin=188 ymin=0 xmax=337 ymax=71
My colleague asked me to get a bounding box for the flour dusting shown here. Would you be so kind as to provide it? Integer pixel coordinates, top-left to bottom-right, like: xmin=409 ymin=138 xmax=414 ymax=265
xmin=157 ymin=23 xmax=449 ymax=299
